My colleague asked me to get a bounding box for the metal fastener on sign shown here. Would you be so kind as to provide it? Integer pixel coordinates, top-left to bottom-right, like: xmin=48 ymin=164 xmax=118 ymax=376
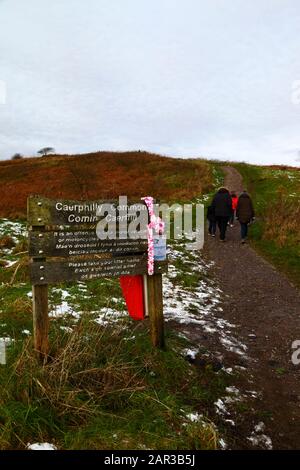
xmin=38 ymin=250 xmax=43 ymax=254
xmin=40 ymin=266 xmax=45 ymax=270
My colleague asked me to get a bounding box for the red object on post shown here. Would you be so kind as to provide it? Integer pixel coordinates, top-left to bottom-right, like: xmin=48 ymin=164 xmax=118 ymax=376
xmin=120 ymin=275 xmax=145 ymax=320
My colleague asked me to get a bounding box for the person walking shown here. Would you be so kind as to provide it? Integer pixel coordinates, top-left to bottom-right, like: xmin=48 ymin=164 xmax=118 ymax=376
xmin=230 ymin=191 xmax=238 ymax=227
xmin=207 ymin=204 xmax=216 ymax=237
xmin=211 ymin=187 xmax=233 ymax=241
xmin=236 ymin=190 xmax=255 ymax=244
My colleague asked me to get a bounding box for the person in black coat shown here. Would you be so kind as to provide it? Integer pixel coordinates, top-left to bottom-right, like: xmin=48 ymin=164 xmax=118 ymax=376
xmin=207 ymin=205 xmax=216 ymax=237
xmin=211 ymin=187 xmax=233 ymax=241
xmin=236 ymin=190 xmax=255 ymax=243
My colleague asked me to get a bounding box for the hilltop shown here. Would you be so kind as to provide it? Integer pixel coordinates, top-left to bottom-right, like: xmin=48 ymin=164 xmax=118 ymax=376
xmin=0 ymin=151 xmax=213 ymax=218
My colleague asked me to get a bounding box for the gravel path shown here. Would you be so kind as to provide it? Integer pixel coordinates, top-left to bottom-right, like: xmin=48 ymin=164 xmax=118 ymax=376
xmin=205 ymin=166 xmax=300 ymax=449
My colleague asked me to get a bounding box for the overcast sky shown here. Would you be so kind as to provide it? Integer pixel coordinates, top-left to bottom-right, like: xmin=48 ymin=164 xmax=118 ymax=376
xmin=1 ymin=0 xmax=300 ymax=165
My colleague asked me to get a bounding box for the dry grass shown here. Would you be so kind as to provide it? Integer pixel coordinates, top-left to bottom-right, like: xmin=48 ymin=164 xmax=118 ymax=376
xmin=263 ymin=189 xmax=300 ymax=248
xmin=0 ymin=151 xmax=213 ymax=218
xmin=0 ymin=318 xmax=222 ymax=450
xmin=12 ymin=239 xmax=28 ymax=255
xmin=0 ymin=235 xmax=15 ymax=249
xmin=10 ymin=321 xmax=146 ymax=425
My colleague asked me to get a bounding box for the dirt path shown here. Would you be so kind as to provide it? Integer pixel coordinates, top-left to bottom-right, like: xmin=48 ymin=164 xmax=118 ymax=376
xmin=203 ymin=166 xmax=300 ymax=449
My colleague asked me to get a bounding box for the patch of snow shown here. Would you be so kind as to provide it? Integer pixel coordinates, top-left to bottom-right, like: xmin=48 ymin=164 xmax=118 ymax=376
xmin=245 ymin=390 xmax=261 ymax=398
xmin=94 ymin=307 xmax=128 ymax=326
xmin=247 ymin=434 xmax=272 ymax=450
xmin=254 ymin=421 xmax=265 ymax=433
xmin=225 ymin=419 xmax=235 ymax=426
xmin=51 ymin=288 xmax=70 ymax=300
xmin=225 ymin=386 xmax=240 ymax=395
xmin=219 ymin=438 xmax=227 ymax=449
xmin=214 ymin=399 xmax=227 ymax=415
xmin=0 ymin=336 xmax=14 ymax=345
xmin=247 ymin=421 xmax=272 ymax=450
xmin=186 ymin=412 xmax=203 ymax=422
xmin=164 ymin=242 xmax=249 ymax=366
xmin=49 ymin=301 xmax=79 ymax=319
xmin=60 ymin=326 xmax=73 ymax=333
xmin=182 ymin=348 xmax=198 ymax=360
xmin=220 ymin=335 xmax=248 ymax=357
xmin=4 ymin=260 xmax=18 ymax=268
xmin=27 ymin=443 xmax=57 ymax=450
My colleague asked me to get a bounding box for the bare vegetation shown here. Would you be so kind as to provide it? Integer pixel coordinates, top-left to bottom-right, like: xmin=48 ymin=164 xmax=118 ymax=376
xmin=0 ymin=151 xmax=213 ymax=218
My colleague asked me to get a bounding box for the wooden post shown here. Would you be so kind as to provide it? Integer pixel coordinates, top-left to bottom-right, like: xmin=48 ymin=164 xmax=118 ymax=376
xmin=28 ymin=191 xmax=50 ymax=361
xmin=147 ymin=273 xmax=165 ymax=349
xmin=32 ymin=284 xmax=49 ymax=361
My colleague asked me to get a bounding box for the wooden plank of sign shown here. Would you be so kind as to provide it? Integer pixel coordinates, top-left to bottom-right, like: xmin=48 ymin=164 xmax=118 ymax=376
xmin=27 ymin=195 xmax=148 ymax=227
xmin=30 ymin=255 xmax=167 ymax=285
xmin=29 ymin=230 xmax=148 ymax=258
xmin=32 ymin=284 xmax=49 ymax=360
xmin=147 ymin=273 xmax=165 ymax=349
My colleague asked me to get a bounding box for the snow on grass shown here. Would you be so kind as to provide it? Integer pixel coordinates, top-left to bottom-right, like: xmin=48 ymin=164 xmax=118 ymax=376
xmin=3 ymin=260 xmax=18 ymax=268
xmin=163 ymin=274 xmax=223 ymax=326
xmin=27 ymin=443 xmax=57 ymax=450
xmin=0 ymin=336 xmax=15 ymax=345
xmin=185 ymin=412 xmax=203 ymax=423
xmin=49 ymin=300 xmax=78 ymax=319
xmin=220 ymin=335 xmax=248 ymax=357
xmin=181 ymin=348 xmax=198 ymax=360
xmin=0 ymin=219 xmax=26 ymax=242
xmin=214 ymin=399 xmax=227 ymax=416
xmin=219 ymin=438 xmax=227 ymax=449
xmin=247 ymin=422 xmax=273 ymax=450
xmin=214 ymin=386 xmax=243 ymax=419
xmin=164 ymin=241 xmax=248 ymax=360
xmin=254 ymin=421 xmax=265 ymax=433
xmin=51 ymin=288 xmax=71 ymax=300
xmin=94 ymin=307 xmax=128 ymax=326
xmin=225 ymin=386 xmax=240 ymax=395
xmin=60 ymin=326 xmax=73 ymax=333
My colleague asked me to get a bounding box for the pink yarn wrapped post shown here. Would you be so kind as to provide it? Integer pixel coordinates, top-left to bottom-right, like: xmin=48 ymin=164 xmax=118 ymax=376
xmin=142 ymin=196 xmax=164 ymax=275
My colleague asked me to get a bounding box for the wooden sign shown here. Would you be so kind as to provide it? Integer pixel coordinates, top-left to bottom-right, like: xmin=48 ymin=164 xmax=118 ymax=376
xmin=27 ymin=195 xmax=167 ymax=360
xmin=27 ymin=195 xmax=148 ymax=227
xmin=30 ymin=255 xmax=166 ymax=284
xmin=29 ymin=230 xmax=148 ymax=258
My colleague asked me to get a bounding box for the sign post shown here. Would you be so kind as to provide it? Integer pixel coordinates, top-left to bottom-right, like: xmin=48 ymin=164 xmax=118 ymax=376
xmin=27 ymin=196 xmax=167 ymax=359
xmin=147 ymin=273 xmax=165 ymax=349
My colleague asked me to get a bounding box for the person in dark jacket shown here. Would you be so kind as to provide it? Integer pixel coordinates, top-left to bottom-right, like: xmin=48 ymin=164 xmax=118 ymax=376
xmin=211 ymin=187 xmax=233 ymax=241
xmin=236 ymin=190 xmax=255 ymax=243
xmin=207 ymin=205 xmax=216 ymax=237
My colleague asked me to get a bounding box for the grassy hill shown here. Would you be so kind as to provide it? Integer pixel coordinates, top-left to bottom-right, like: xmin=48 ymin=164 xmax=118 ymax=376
xmin=232 ymin=163 xmax=300 ymax=287
xmin=0 ymin=151 xmax=299 ymax=449
xmin=0 ymin=152 xmax=225 ymax=450
xmin=0 ymin=151 xmax=213 ymax=218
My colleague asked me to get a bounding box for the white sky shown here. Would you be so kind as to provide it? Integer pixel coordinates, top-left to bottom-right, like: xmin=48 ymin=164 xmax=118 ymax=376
xmin=0 ymin=0 xmax=300 ymax=166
